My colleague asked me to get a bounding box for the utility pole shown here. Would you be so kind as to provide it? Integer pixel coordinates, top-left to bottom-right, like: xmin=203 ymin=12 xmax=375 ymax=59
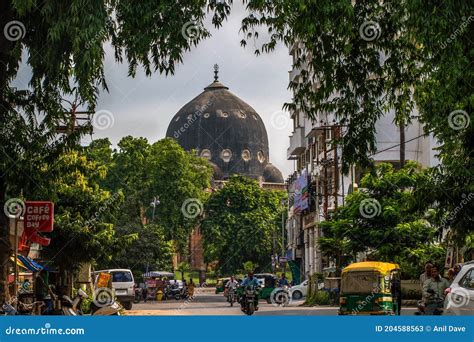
xmin=57 ymin=91 xmax=94 ymax=139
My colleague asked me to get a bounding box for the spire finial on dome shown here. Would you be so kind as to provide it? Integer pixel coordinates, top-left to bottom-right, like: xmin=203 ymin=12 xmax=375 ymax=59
xmin=213 ymin=64 xmax=219 ymax=82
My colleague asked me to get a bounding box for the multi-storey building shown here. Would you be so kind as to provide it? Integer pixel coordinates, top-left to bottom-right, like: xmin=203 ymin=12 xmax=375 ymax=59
xmin=285 ymin=42 xmax=439 ymax=281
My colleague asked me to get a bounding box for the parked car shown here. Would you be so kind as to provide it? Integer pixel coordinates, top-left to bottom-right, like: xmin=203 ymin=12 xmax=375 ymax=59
xmin=94 ymin=269 xmax=135 ymax=310
xmin=444 ymin=261 xmax=474 ymax=315
xmin=290 ymin=280 xmax=308 ymax=300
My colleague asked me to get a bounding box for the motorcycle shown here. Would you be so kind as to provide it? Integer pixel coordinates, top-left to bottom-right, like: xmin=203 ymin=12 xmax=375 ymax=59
xmin=415 ymin=292 xmax=444 ymax=316
xmin=227 ymin=287 xmax=237 ymax=306
xmin=62 ymin=289 xmax=121 ymax=316
xmin=164 ymin=284 xmax=183 ymax=300
xmin=241 ymin=286 xmax=258 ymax=316
xmin=1 ymin=297 xmax=44 ymax=316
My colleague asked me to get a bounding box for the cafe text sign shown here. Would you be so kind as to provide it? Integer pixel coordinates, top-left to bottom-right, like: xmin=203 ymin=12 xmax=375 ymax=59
xmin=24 ymin=201 xmax=54 ymax=246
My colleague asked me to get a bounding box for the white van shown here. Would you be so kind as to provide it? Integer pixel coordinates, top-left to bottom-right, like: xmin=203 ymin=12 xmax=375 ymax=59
xmin=94 ymin=269 xmax=135 ymax=310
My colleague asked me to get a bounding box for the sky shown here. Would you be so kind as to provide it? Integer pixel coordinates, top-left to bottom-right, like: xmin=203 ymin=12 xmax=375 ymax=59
xmin=94 ymin=3 xmax=294 ymax=178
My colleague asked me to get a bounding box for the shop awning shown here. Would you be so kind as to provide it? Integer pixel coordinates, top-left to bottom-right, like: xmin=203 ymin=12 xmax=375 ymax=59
xmin=17 ymin=255 xmax=47 ymax=273
xmin=10 ymin=257 xmax=28 ymax=270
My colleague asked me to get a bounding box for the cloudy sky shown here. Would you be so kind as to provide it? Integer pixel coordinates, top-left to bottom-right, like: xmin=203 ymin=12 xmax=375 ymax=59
xmin=14 ymin=3 xmax=295 ymax=178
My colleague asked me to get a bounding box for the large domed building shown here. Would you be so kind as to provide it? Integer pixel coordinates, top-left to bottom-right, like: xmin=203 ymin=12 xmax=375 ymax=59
xmin=166 ymin=65 xmax=283 ymax=184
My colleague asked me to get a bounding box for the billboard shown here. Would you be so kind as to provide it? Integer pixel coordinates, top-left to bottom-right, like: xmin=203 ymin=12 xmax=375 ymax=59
xmin=293 ymin=170 xmax=309 ymax=214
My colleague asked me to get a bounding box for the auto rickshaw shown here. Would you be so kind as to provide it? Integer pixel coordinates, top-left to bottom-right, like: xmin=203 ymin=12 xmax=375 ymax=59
xmin=338 ymin=261 xmax=401 ymax=315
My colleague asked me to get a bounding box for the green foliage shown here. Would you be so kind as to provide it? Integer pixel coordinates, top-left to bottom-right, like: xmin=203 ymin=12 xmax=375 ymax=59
xmin=38 ymin=150 xmax=123 ymax=271
xmin=176 ymin=261 xmax=191 ymax=280
xmin=240 ymin=0 xmax=473 ymax=242
xmin=85 ymin=137 xmax=211 ymax=273
xmin=305 ymin=290 xmax=330 ymax=306
xmin=241 ymin=0 xmax=420 ymax=170
xmin=320 ymin=162 xmax=444 ymax=279
xmin=201 ymin=176 xmax=286 ymax=275
xmin=101 ymin=223 xmax=173 ymax=278
xmin=3 ymin=1 xmax=232 ymax=104
xmin=242 ymin=261 xmax=257 ymax=273
xmin=0 ymin=0 xmax=230 ymax=299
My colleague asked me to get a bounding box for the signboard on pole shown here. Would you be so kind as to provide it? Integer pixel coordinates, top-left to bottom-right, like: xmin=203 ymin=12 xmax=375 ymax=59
xmin=24 ymin=201 xmax=54 ymax=246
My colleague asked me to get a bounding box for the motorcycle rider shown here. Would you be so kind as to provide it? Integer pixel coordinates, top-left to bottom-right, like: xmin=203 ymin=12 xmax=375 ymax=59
xmin=422 ymin=265 xmax=450 ymax=314
xmin=419 ymin=262 xmax=433 ymax=290
xmin=226 ymin=276 xmax=239 ymax=291
xmin=240 ymin=272 xmax=259 ymax=311
xmin=278 ymin=273 xmax=290 ymax=288
xmin=225 ymin=276 xmax=239 ymax=303
xmin=416 ymin=262 xmax=433 ymax=313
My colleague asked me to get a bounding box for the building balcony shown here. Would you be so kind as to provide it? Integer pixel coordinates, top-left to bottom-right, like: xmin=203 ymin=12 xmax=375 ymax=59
xmin=287 ymin=127 xmax=306 ymax=160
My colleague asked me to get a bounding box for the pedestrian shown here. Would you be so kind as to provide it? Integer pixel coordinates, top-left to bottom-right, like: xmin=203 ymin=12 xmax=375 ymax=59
xmin=447 ymin=268 xmax=455 ymax=284
xmin=188 ymin=278 xmax=195 ymax=298
xmin=453 ymin=264 xmax=462 ymax=277
xmin=142 ymin=285 xmax=148 ymax=302
xmin=34 ymin=269 xmax=51 ymax=314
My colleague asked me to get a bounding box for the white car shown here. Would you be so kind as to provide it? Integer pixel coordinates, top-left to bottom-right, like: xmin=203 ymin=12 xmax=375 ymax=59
xmin=290 ymin=280 xmax=308 ymax=300
xmin=444 ymin=261 xmax=474 ymax=315
xmin=94 ymin=269 xmax=135 ymax=310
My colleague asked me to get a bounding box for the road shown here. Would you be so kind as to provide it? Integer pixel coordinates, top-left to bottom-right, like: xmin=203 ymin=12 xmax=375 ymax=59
xmin=126 ymin=290 xmax=417 ymax=316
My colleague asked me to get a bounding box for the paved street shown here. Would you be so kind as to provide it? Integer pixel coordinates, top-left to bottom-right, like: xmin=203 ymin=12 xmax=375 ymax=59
xmin=126 ymin=291 xmax=417 ymax=316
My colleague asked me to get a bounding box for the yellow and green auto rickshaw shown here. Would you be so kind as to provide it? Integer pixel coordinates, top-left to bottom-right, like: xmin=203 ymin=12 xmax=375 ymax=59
xmin=339 ymin=262 xmax=401 ymax=315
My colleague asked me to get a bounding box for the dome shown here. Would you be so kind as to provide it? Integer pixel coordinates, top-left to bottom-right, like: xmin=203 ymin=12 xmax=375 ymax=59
xmin=263 ymin=163 xmax=284 ymax=183
xmin=166 ymin=65 xmax=282 ymax=182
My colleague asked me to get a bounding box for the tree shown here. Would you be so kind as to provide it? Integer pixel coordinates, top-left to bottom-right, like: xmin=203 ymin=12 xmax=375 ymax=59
xmin=319 ymin=162 xmax=445 ymax=278
xmin=0 ymin=93 xmax=90 ymax=297
xmin=407 ymin=1 xmax=474 ymax=243
xmin=38 ymin=150 xmax=124 ymax=274
xmin=0 ymin=0 xmax=232 ymax=300
xmin=201 ymin=176 xmax=286 ymax=275
xmin=86 ymin=137 xmax=212 ymax=251
xmin=240 ymin=0 xmax=473 ymax=243
xmin=242 ymin=261 xmax=257 ymax=273
xmin=176 ymin=261 xmax=191 ymax=281
xmin=100 ymin=223 xmax=173 ymax=279
xmin=241 ymin=0 xmax=419 ymax=171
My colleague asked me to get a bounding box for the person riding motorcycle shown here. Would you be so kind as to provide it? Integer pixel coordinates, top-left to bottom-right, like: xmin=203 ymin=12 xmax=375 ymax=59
xmin=422 ymin=265 xmax=449 ymax=315
xmin=278 ymin=273 xmax=290 ymax=288
xmin=226 ymin=276 xmax=239 ymax=291
xmin=240 ymin=272 xmax=259 ymax=311
xmin=225 ymin=276 xmax=239 ymax=304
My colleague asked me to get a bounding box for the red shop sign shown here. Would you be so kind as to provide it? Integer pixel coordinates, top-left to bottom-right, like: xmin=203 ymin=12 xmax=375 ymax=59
xmin=24 ymin=201 xmax=54 ymax=246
